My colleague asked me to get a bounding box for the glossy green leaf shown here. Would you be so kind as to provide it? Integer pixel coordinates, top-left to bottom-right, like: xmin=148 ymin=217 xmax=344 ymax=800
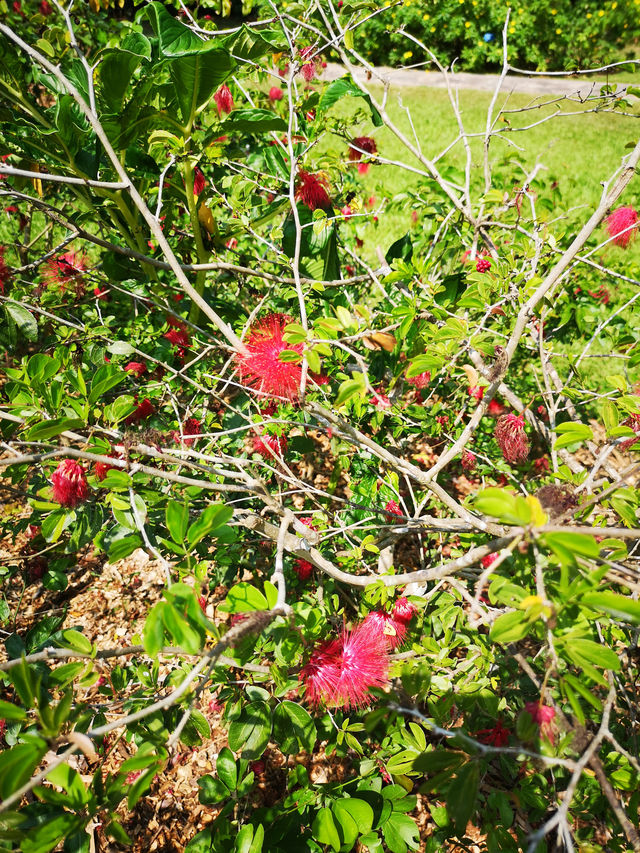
xmin=228 ymin=701 xmax=272 ymax=759
xmin=581 ymin=590 xmax=640 ymax=623
xmin=446 ymin=762 xmax=479 ymax=837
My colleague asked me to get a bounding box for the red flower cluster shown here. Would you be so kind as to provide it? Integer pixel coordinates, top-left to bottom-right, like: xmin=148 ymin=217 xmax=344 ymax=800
xmin=42 ymin=251 xmax=88 ymax=295
xmin=370 ymin=388 xmax=392 ymax=409
xmin=524 ymin=700 xmax=556 ymax=741
xmin=362 ymin=598 xmax=416 ymax=652
xmin=214 ymin=84 xmax=234 ymax=116
xmin=124 ymin=361 xmax=147 ymax=378
xmin=235 ymin=313 xmax=325 ymax=403
xmin=384 ymin=500 xmax=403 ymax=522
xmin=476 ymin=258 xmax=491 ymax=273
xmin=295 ymin=170 xmax=331 ymax=211
xmin=461 ymin=450 xmax=476 ymax=472
xmin=605 ymin=206 xmax=638 ymax=248
xmin=348 ymin=136 xmax=378 ymax=175
xmin=476 ymin=719 xmax=510 ymax=747
xmin=620 ymin=413 xmax=640 ymax=449
xmin=0 ymin=246 xmax=11 ymax=294
xmin=298 ymin=47 xmax=324 ymax=82
xmin=481 ymin=552 xmax=498 ymax=569
xmin=40 ymin=0 xmax=53 ymax=13
xmin=94 ymin=456 xmax=117 ymax=482
xmin=406 ymin=369 xmax=431 ymax=390
xmin=193 ymin=166 xmax=207 ymax=197
xmin=172 ymin=418 xmax=202 ymax=446
xmin=300 ymin=623 xmax=388 ymax=709
xmin=269 ymin=86 xmax=284 ymax=101
xmin=164 ymin=320 xmax=191 ymax=359
xmin=125 ymin=398 xmax=154 ymax=424
xmin=252 ymin=432 xmax=288 ymax=459
xmin=494 ymin=413 xmax=529 ymax=464
xmin=293 ymin=558 xmax=314 ymax=581
xmin=51 ymin=459 xmax=89 ymax=507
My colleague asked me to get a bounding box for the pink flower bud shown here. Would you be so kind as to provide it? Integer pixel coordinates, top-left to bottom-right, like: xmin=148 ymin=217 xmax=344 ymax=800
xmin=51 ymin=459 xmax=89 ymax=507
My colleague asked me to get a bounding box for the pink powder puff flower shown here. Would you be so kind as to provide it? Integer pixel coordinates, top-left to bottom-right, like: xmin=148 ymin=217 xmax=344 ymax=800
xmin=269 ymin=86 xmax=284 ymax=101
xmin=214 ymin=84 xmax=234 ymax=116
xmin=348 ymin=136 xmax=377 ymax=166
xmin=476 ymin=719 xmax=510 ymax=747
xmin=299 ymin=516 xmax=317 ymax=530
xmin=534 ymin=456 xmax=550 ymax=474
xmin=341 ymin=205 xmax=353 ymax=219
xmin=299 ymin=638 xmax=343 ymax=707
xmin=481 ymin=552 xmax=499 ymax=569
xmin=524 ymin=701 xmax=556 ymax=740
xmin=384 ymin=500 xmax=403 ymax=522
xmin=125 ymin=398 xmax=154 ymax=425
xmin=13 ymin=1 xmax=25 ymax=16
xmin=495 ymin=413 xmax=529 ymax=464
xmin=468 ymin=385 xmax=485 ymax=401
xmin=487 ymin=399 xmax=505 ymax=417
xmin=252 ymin=432 xmax=288 ymax=459
xmin=476 ymin=258 xmax=491 ymax=273
xmin=406 ymin=370 xmax=431 ymax=390
xmin=93 ymin=286 xmax=109 ymax=301
xmin=51 ymin=459 xmax=89 ymax=507
xmin=393 ymin=597 xmax=416 ymax=624
xmin=293 ymin=558 xmax=314 ymax=581
xmin=94 ymin=455 xmax=118 ymax=482
xmin=587 ymin=286 xmax=610 ymax=304
xmin=370 ymin=388 xmax=392 ymax=409
xmin=605 ymin=206 xmax=639 ymax=248
xmin=164 ymin=327 xmax=191 ymax=349
xmin=362 ymin=610 xmax=407 ymax=650
xmin=193 ymin=166 xmax=207 ymax=196
xmin=620 ymin=413 xmax=640 ymax=449
xmin=172 ymin=418 xmax=202 ymax=446
xmin=40 ymin=0 xmax=53 ymax=12
xmin=235 ymin=312 xmax=325 ymax=403
xmin=301 ymin=623 xmax=388 ymax=709
xmin=461 ymin=450 xmax=477 ymax=472
xmin=124 ymin=361 xmax=147 ymax=378
xmin=295 ymin=170 xmax=331 ymax=211
xmin=42 ymin=251 xmax=88 ymax=294
xmin=0 ymin=247 xmax=11 ymax=294
xmin=436 ymin=415 xmax=449 ymax=425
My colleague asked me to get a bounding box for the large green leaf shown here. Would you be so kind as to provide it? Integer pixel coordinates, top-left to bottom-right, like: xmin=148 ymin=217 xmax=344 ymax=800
xmin=446 ymin=762 xmax=479 ymax=837
xmin=169 ymin=45 xmax=235 ymax=124
xmin=223 ymin=108 xmax=287 ymax=133
xmin=272 ymin=700 xmax=317 ymax=754
xmin=581 ymin=590 xmax=640 ymax=623
xmin=141 ymin=2 xmax=207 ymax=56
xmin=318 ymin=76 xmax=383 ymax=126
xmin=228 ymin=701 xmax=272 ymax=759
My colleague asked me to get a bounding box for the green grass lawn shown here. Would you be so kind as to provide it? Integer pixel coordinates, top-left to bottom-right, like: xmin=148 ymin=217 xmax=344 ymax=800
xmin=323 ymin=84 xmax=640 ymax=265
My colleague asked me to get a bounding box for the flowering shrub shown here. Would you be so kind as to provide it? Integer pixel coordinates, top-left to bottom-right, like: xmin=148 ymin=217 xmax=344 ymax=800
xmin=1 ymin=3 xmax=640 ymax=853
xmin=349 ymin=0 xmax=640 ymax=72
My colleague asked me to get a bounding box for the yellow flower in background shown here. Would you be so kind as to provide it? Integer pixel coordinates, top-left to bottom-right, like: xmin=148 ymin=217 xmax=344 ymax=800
xmin=465 ymin=20 xmax=471 ymax=27
xmin=586 ymin=11 xmax=592 ymax=17
xmin=430 ymin=25 xmax=436 ymax=31
xmin=403 ymin=50 xmax=413 ymax=59
xmin=423 ymin=12 xmax=430 ymax=19
xmin=556 ymin=28 xmax=562 ymax=33
xmin=551 ymin=7 xmax=557 ymax=13
xmin=598 ymin=8 xmax=605 ymax=14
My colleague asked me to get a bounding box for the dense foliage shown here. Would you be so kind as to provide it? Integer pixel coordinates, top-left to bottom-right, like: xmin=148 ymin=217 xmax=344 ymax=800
xmin=1 ymin=2 xmax=640 ymax=852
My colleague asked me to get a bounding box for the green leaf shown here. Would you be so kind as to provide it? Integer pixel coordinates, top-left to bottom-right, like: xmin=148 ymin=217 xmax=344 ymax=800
xmin=543 ymin=532 xmax=600 ymax=563
xmin=99 ymin=51 xmax=144 ymax=112
xmin=5 ymin=302 xmax=38 ymax=342
xmin=272 ymin=700 xmax=317 ymax=754
xmin=0 ymin=741 xmax=48 ymax=800
xmin=334 ymin=797 xmax=374 ymax=835
xmin=89 ymin=365 xmax=126 ymax=405
xmin=58 ymin=629 xmax=93 ymax=656
xmin=553 ymin=422 xmax=593 ymax=450
xmin=382 ymin=812 xmax=420 ymax=853
xmin=225 ymin=583 xmax=268 ymax=613
xmin=335 ymin=377 xmax=366 ymax=408
xmin=565 ymin=638 xmax=620 ymax=671
xmin=42 ymin=508 xmax=76 ymax=543
xmin=216 ymin=747 xmax=237 ymax=791
xmin=142 ymin=1 xmax=208 ymax=55
xmin=198 ymin=774 xmax=230 ymax=804
xmin=228 ymin=701 xmax=272 ymax=759
xmin=474 ymin=488 xmax=522 ymax=524
xmin=107 ymin=534 xmax=142 ymax=563
xmin=318 ymin=76 xmax=383 ymax=126
xmin=489 ymin=610 xmax=532 ymax=644
xmin=46 ymin=763 xmax=90 ymax=808
xmin=385 ymin=234 xmax=413 ymax=265
xmin=187 ymin=503 xmax=234 ymax=547
xmin=224 ymin=108 xmax=287 ymax=133
xmin=0 ymin=700 xmax=26 ymax=721
xmin=25 ymin=418 xmax=86 ymax=441
xmin=166 ymin=500 xmax=189 ymax=544
xmin=143 ymin=602 xmax=166 ymax=656
xmin=312 ymin=808 xmax=341 ymax=852
xmin=581 ymin=590 xmax=640 ymax=624
xmin=169 ymin=46 xmax=235 ymax=123
xmin=446 ymin=762 xmax=479 ymax=837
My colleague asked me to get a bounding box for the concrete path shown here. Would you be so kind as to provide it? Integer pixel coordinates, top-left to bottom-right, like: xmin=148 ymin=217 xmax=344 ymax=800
xmin=323 ymin=62 xmax=629 ymax=98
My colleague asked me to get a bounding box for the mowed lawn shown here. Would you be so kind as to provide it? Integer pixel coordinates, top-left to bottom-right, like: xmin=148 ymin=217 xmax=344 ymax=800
xmin=322 ymin=83 xmax=640 ymax=266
